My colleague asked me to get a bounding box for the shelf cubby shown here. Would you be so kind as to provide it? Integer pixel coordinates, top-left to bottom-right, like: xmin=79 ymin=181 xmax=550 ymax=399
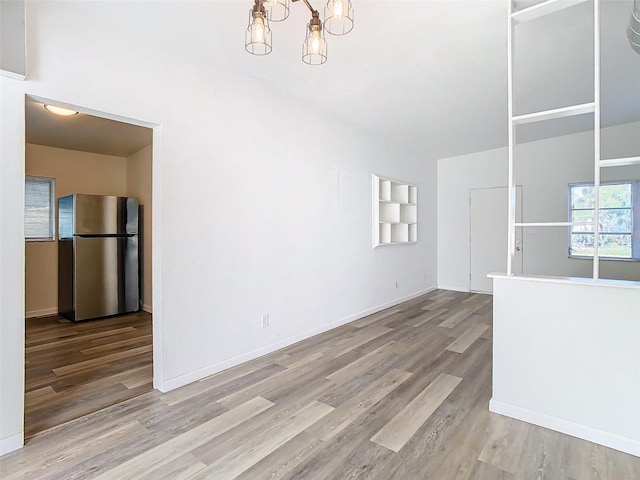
xmin=379 ymin=179 xmax=392 ymax=201
xmin=380 ymin=203 xmax=401 ymax=224
xmin=400 ymin=204 xmax=417 ymax=224
xmin=373 ymin=174 xmax=418 ymax=247
xmin=391 ymin=223 xmax=409 ymax=243
xmin=379 ymin=223 xmax=391 ymax=245
xmin=409 ymin=224 xmax=418 ymax=243
xmin=390 ymin=183 xmax=410 ymax=204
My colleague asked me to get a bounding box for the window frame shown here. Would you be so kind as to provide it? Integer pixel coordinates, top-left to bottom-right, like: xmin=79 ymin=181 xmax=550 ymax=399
xmin=24 ymin=175 xmax=56 ymax=242
xmin=568 ymin=180 xmax=639 ymax=262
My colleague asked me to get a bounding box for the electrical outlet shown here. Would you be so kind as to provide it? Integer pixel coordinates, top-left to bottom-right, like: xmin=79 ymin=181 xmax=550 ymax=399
xmin=395 ymin=280 xmax=399 ymax=289
xmin=422 ymin=273 xmax=426 ymax=281
xmin=261 ymin=314 xmax=269 ymax=328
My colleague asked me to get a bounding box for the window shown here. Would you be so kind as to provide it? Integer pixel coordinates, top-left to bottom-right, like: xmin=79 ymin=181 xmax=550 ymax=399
xmin=569 ymin=181 xmax=639 ymax=260
xmin=25 ymin=176 xmax=55 ymax=241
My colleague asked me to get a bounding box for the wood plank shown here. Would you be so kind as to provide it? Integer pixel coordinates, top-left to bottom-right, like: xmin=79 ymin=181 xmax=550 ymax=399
xmin=25 ymin=327 xmax=137 ymax=352
xmin=93 ymin=396 xmax=274 ymax=480
xmin=446 ymin=324 xmax=489 ymax=354
xmin=191 ymin=401 xmax=334 ymax=480
xmin=318 ymin=326 xmax=393 ymax=358
xmin=350 ymin=309 xmax=401 ymax=328
xmin=52 ymin=344 xmax=152 ymax=376
xmin=311 ymin=368 xmax=412 ymax=442
xmin=216 ymin=352 xmax=326 ymax=409
xmin=138 ymin=453 xmax=206 ymax=480
xmin=79 ymin=334 xmax=152 ymax=355
xmin=326 ymin=340 xmax=399 ymax=385
xmin=370 ymin=373 xmax=462 ymax=452
xmin=478 ymin=414 xmax=530 ymax=474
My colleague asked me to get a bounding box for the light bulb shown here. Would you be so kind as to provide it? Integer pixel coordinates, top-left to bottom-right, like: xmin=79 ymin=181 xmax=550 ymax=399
xmin=333 ymin=0 xmax=344 ymax=18
xmin=310 ymin=30 xmax=321 ymax=54
xmin=43 ymin=105 xmax=78 ymax=116
xmin=252 ymin=17 xmax=265 ymax=43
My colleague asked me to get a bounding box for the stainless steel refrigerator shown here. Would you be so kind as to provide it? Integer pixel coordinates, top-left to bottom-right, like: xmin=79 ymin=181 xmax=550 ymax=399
xmin=58 ymin=194 xmax=140 ymax=321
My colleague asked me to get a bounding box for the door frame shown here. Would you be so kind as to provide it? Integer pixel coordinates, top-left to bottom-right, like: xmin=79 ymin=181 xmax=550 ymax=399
xmin=19 ymin=94 xmax=165 ymax=449
xmin=469 ymin=185 xmax=522 ymax=293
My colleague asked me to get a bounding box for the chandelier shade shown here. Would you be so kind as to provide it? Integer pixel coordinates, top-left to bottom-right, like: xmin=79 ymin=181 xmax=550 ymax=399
xmin=244 ymin=0 xmax=353 ymax=64
xmin=302 ymin=14 xmax=327 ymax=65
xmin=245 ymin=6 xmax=272 ymax=55
xmin=324 ymin=0 xmax=354 ymax=36
xmin=264 ymin=0 xmax=290 ymax=22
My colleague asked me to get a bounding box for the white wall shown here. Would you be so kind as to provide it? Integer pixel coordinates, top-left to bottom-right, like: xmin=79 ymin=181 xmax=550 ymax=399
xmin=438 ymin=121 xmax=640 ymax=291
xmin=0 ymin=0 xmax=26 ymax=79
xmin=491 ymin=275 xmax=640 ymax=456
xmin=0 ymin=73 xmax=26 ymax=455
xmin=0 ymin=1 xmax=437 ymax=453
xmin=437 ymin=146 xmax=508 ymax=291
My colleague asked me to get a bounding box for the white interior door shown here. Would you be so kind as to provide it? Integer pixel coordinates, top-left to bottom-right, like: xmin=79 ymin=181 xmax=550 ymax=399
xmin=470 ymin=187 xmax=522 ymax=294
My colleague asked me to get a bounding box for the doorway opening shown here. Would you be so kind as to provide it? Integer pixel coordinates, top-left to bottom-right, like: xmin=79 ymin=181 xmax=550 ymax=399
xmin=469 ymin=186 xmax=523 ymax=294
xmin=23 ymin=96 xmax=156 ymax=438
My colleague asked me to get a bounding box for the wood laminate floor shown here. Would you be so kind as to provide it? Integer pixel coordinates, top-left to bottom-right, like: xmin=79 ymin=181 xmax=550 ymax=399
xmin=24 ymin=311 xmax=153 ymax=438
xmin=4 ymin=291 xmax=639 ymax=479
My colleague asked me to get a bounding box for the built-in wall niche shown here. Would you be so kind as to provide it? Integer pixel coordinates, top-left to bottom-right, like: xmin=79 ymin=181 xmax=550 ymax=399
xmin=373 ymin=174 xmax=417 ymax=247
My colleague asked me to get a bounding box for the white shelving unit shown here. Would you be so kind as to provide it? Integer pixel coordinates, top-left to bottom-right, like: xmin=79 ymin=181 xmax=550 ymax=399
xmin=507 ymin=0 xmax=603 ymax=279
xmin=372 ymin=174 xmax=417 ymax=247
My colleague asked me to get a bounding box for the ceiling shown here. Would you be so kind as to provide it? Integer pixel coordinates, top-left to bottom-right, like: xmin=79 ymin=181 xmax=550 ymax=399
xmin=25 ymin=99 xmax=152 ymax=158
xmin=25 ymin=0 xmax=640 ymax=160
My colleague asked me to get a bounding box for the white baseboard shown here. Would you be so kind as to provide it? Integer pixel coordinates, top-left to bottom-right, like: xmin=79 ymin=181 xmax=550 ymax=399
xmin=437 ymin=285 xmax=470 ymax=293
xmin=0 ymin=432 xmax=24 ymax=456
xmin=489 ymin=399 xmax=640 ymax=458
xmin=142 ymin=304 xmax=152 ymax=314
xmin=25 ymin=307 xmax=58 ymax=319
xmin=157 ymin=286 xmax=437 ymax=392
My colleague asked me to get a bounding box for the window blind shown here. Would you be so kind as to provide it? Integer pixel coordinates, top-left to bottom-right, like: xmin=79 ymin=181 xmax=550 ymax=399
xmin=25 ymin=176 xmax=55 ymax=240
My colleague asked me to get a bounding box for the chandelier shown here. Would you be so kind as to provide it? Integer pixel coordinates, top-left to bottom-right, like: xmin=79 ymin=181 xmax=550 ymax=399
xmin=245 ymin=0 xmax=354 ymax=65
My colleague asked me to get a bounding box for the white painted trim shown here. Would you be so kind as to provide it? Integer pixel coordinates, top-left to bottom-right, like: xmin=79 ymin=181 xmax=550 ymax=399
xmin=156 ymin=286 xmax=437 ymax=392
xmin=437 ymin=285 xmax=470 ymax=293
xmin=489 ymin=399 xmax=640 ymax=458
xmin=511 ymin=0 xmax=589 ymax=24
xmin=0 ymin=432 xmax=24 ymax=456
xmin=600 ymin=156 xmax=640 ymax=167
xmin=512 ymin=102 xmax=595 ymax=125
xmin=489 ymin=272 xmax=640 ymax=289
xmin=25 ymin=307 xmax=58 ymax=318
xmin=142 ymin=304 xmax=152 ymax=314
xmin=0 ymin=69 xmax=25 ymax=81
xmin=150 ymin=125 xmax=163 ymax=392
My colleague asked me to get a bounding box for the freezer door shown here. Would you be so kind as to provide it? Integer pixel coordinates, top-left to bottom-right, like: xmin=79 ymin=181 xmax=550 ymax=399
xmin=73 ymin=194 xmax=138 ymax=235
xmin=74 ymin=236 xmax=139 ymax=321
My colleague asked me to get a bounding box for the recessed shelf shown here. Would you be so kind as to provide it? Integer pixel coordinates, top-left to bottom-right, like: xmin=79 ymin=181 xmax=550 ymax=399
xmin=511 ymin=0 xmax=589 ymax=25
xmin=400 ymin=204 xmax=417 ymax=224
xmin=373 ymin=174 xmax=418 ymax=248
xmin=600 ymin=156 xmax=640 ymax=168
xmin=512 ymin=102 xmax=595 ymax=125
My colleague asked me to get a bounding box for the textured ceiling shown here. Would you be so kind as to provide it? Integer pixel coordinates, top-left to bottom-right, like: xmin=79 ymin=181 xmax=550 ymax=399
xmin=25 ymin=0 xmax=640 ymax=160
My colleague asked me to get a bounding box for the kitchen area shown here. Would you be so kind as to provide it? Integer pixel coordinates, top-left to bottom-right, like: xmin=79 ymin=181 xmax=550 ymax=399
xmin=24 ymin=98 xmax=154 ymax=438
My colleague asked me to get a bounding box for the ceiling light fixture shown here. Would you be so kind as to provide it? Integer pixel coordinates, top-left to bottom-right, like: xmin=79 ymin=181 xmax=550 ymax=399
xmin=43 ymin=105 xmax=79 ymax=116
xmin=245 ymin=0 xmax=354 ymax=65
